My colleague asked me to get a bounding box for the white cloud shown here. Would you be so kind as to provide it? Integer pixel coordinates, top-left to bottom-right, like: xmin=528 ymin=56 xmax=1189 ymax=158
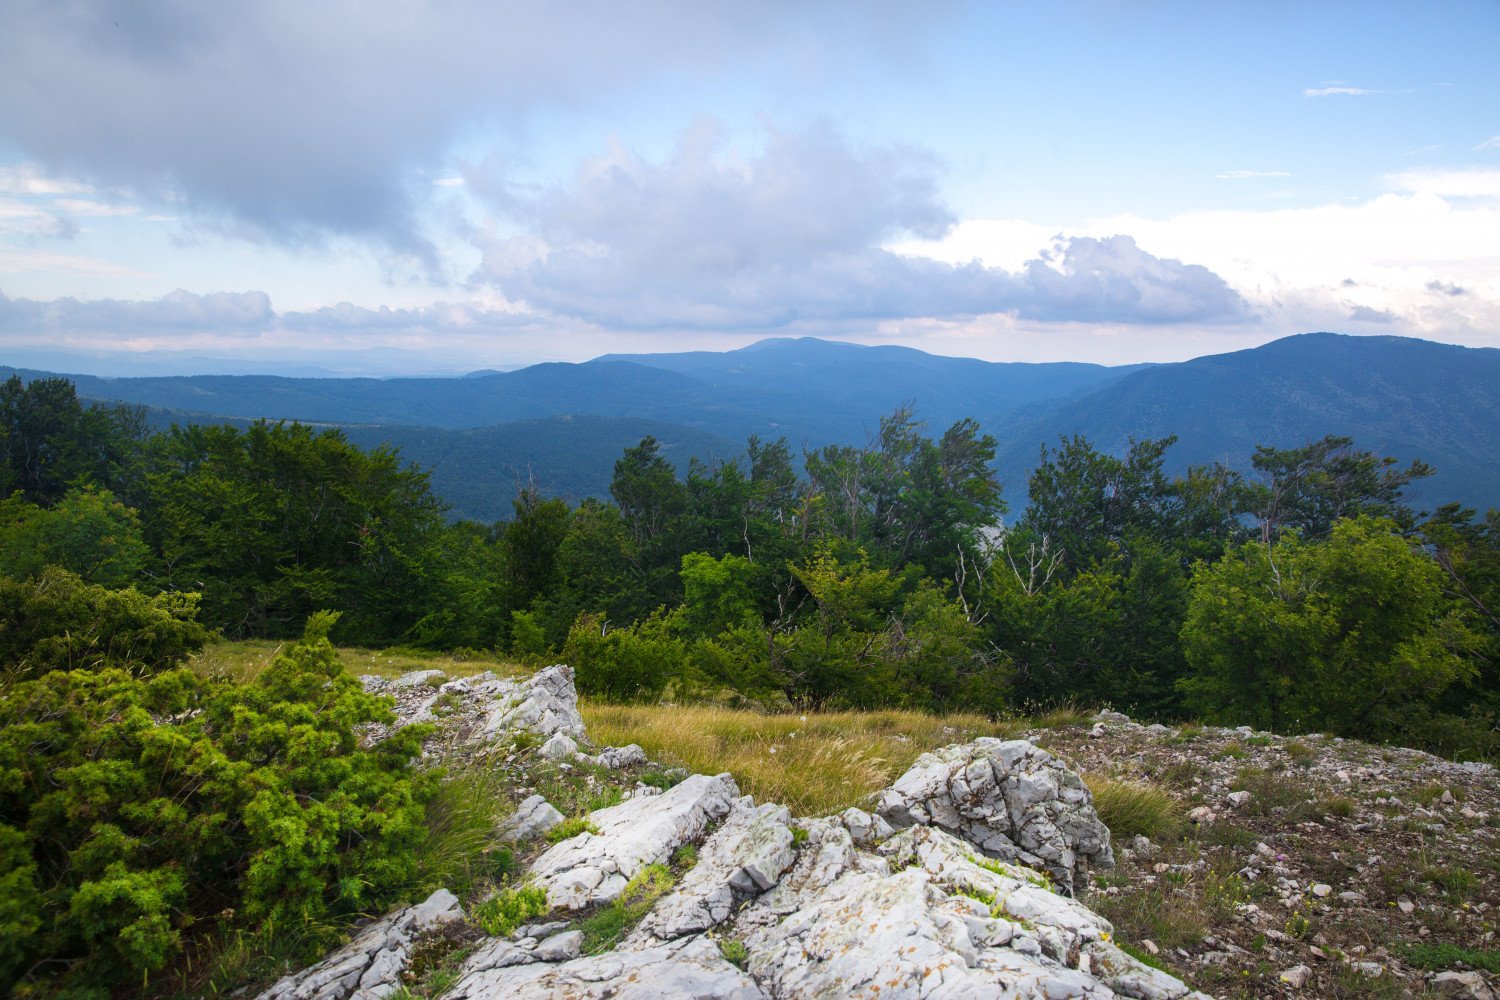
xmin=1303 ymin=86 xmax=1383 ymax=97
xmin=1477 ymin=135 xmax=1500 ymax=150
xmin=1387 ymin=168 xmax=1500 ymax=199
xmin=471 ymin=121 xmax=1248 ymax=330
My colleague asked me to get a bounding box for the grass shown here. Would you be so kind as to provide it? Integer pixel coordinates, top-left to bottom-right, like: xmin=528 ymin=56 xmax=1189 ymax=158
xmin=580 ymin=703 xmax=1016 ymax=815
xmin=189 ymin=638 xmax=524 ymax=683
xmin=1398 ymin=942 xmax=1500 ymax=973
xmin=412 ymin=765 xmax=519 ymax=901
xmin=545 ymin=817 xmax=599 ymax=844
xmin=718 ymin=937 xmax=749 ymax=968
xmin=579 ymin=864 xmax=675 ymax=954
xmin=1084 ymin=774 xmax=1185 ymax=842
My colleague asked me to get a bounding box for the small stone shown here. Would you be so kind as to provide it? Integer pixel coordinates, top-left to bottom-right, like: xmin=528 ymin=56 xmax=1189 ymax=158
xmin=1350 ymin=961 xmax=1383 ymax=977
xmin=1141 ymin=940 xmax=1159 ymax=956
xmin=1225 ymin=791 xmax=1252 ymax=810
xmin=1338 ymin=891 xmax=1365 ymax=903
xmin=1187 ymin=806 xmax=1216 ymax=825
xmin=1279 ymin=965 xmax=1312 ymax=988
xmin=1431 ymin=970 xmax=1497 ymax=999
xmin=1396 ymin=897 xmax=1415 ymax=914
xmin=1310 ymin=883 xmax=1332 ymax=898
xmin=534 ymin=930 xmax=583 ymax=962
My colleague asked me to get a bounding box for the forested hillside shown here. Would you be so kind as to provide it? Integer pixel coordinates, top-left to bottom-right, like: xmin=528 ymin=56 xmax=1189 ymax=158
xmin=7 ymin=332 xmax=1498 ymax=521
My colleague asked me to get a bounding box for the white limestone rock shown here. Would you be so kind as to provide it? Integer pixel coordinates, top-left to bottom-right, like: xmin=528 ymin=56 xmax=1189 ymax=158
xmin=875 ymin=738 xmax=1113 ymax=894
xmin=539 ymin=731 xmax=579 ymax=761
xmin=481 ymin=664 xmax=587 ymax=739
xmin=529 ymin=772 xmax=738 ymax=910
xmin=496 ymin=794 xmax=565 ymax=843
xmin=447 ymin=933 xmax=766 ymax=999
xmin=593 ymin=744 xmax=648 ymax=769
xmin=631 ymin=797 xmax=796 ymax=943
xmin=253 ymin=889 xmax=463 ymax=1000
xmin=839 ymin=806 xmax=896 ymax=846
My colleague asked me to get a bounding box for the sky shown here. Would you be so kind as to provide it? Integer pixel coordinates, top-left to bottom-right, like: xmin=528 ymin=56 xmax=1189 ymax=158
xmin=1 ymin=1 xmax=1497 ymax=376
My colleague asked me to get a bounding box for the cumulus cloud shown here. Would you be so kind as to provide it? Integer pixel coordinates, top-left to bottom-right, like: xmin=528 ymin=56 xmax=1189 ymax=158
xmin=0 ymin=2 xmax=939 ymax=264
xmin=472 ymin=122 xmax=1249 ymax=329
xmin=1388 ymin=168 xmax=1500 ymax=198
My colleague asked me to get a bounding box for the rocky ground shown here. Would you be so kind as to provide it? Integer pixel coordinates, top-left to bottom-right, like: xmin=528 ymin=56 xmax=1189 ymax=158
xmin=1027 ymin=713 xmax=1500 ymax=999
xmin=253 ymin=668 xmax=1499 ymax=1000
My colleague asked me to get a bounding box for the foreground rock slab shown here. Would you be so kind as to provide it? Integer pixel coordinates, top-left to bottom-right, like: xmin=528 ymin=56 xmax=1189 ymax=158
xmin=529 ymin=772 xmax=739 ymax=910
xmin=447 ymin=934 xmax=767 ymax=999
xmin=876 ymin=737 xmax=1114 ymax=894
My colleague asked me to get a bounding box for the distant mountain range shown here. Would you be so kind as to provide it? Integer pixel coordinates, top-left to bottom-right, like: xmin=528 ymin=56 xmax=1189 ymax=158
xmin=6 ymin=332 xmax=1497 ymax=521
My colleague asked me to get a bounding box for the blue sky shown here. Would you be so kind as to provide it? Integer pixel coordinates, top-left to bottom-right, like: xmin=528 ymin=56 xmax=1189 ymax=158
xmin=1 ymin=1 xmax=1496 ymax=375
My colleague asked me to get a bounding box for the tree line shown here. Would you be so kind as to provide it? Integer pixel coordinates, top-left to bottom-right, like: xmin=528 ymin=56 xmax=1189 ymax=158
xmin=2 ymin=373 xmax=1496 ymax=757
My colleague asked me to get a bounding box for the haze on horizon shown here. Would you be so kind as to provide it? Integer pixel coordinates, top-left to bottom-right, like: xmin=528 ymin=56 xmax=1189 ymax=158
xmin=1 ymin=1 xmax=1497 ymax=378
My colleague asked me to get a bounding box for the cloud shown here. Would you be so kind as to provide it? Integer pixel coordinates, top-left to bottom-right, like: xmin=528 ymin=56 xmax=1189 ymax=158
xmin=1478 ymin=135 xmax=1500 ymax=150
xmin=472 ymin=122 xmax=1250 ymax=329
xmin=0 ymin=289 xmax=273 ymax=335
xmin=1426 ymin=280 xmax=1466 ymax=297
xmin=1217 ymin=170 xmax=1291 ymax=180
xmin=1387 ymin=168 xmax=1500 ymax=199
xmin=0 ymin=2 xmax=940 ymax=264
xmin=1303 ymin=86 xmax=1380 ymax=97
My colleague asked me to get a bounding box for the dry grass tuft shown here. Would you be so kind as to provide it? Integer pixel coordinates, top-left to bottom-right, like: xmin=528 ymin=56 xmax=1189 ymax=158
xmin=581 ymin=703 xmax=1017 ymax=815
xmin=1084 ymin=773 xmax=1186 ymax=843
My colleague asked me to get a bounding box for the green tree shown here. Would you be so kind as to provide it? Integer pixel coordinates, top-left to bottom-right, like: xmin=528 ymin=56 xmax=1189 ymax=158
xmin=1247 ymin=434 xmax=1431 ymax=542
xmin=146 ymin=421 xmax=445 ymax=641
xmin=1180 ymin=517 xmax=1477 ymax=736
xmin=0 ymin=485 xmax=150 ymax=587
xmin=0 ymin=375 xmax=149 ymax=505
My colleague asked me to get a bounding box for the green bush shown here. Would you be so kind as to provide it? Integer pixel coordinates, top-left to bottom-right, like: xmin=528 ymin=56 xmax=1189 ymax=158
xmin=472 ymin=884 xmax=549 ymax=937
xmin=563 ymin=610 xmax=686 ymax=702
xmin=0 ymin=612 xmax=433 ymax=994
xmin=0 ymin=566 xmax=210 ymax=681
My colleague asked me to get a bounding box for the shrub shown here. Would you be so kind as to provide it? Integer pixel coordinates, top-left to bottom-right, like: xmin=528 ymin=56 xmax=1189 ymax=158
xmin=0 ymin=612 xmax=433 ymax=994
xmin=472 ymin=885 xmax=549 ymax=937
xmin=0 ymin=566 xmax=210 ymax=681
xmin=563 ymin=611 xmax=686 ymax=702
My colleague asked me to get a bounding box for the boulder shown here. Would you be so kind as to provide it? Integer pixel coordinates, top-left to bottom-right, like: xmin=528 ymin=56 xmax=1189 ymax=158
xmin=632 ymin=797 xmax=796 ymax=943
xmin=875 ymin=738 xmax=1113 ymax=894
xmin=496 ymin=794 xmax=564 ymax=843
xmin=593 ymin=744 xmax=648 ymax=769
xmin=529 ymin=772 xmax=738 ymax=910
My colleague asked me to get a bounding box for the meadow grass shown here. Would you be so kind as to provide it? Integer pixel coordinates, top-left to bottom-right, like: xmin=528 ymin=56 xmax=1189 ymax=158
xmin=188 ymin=638 xmax=523 ymax=683
xmin=580 ymin=703 xmax=1021 ymax=815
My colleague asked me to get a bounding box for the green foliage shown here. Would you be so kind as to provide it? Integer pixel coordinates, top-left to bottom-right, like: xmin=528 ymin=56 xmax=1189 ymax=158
xmin=1397 ymin=942 xmax=1500 ymax=973
xmin=472 ymin=885 xmax=549 ymax=937
xmin=0 ymin=375 xmax=149 ymax=506
xmin=0 ymin=566 xmax=210 ymax=681
xmin=1180 ymin=517 xmax=1478 ymax=737
xmin=1085 ymin=775 xmax=1185 ymax=842
xmin=1248 ymin=434 xmax=1431 ymax=542
xmin=563 ymin=610 xmax=687 ymax=702
xmin=146 ymin=420 xmax=446 ymax=640
xmin=0 ymin=486 xmax=150 ymax=587
xmin=680 ymin=551 xmax=761 ymax=636
xmin=718 ymin=937 xmax=749 ymax=968
xmin=0 ymin=613 xmax=433 ymax=994
xmin=579 ymin=864 xmax=674 ymax=955
xmin=545 ymin=817 xmax=599 ymax=844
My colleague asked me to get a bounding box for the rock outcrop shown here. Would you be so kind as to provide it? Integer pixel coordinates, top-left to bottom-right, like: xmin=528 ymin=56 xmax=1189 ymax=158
xmin=529 ymin=771 xmax=739 ymax=910
xmin=253 ymin=889 xmax=463 ymax=1000
xmin=876 ymin=737 xmax=1114 ymax=894
xmin=271 ymin=667 xmax=1217 ymax=1000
